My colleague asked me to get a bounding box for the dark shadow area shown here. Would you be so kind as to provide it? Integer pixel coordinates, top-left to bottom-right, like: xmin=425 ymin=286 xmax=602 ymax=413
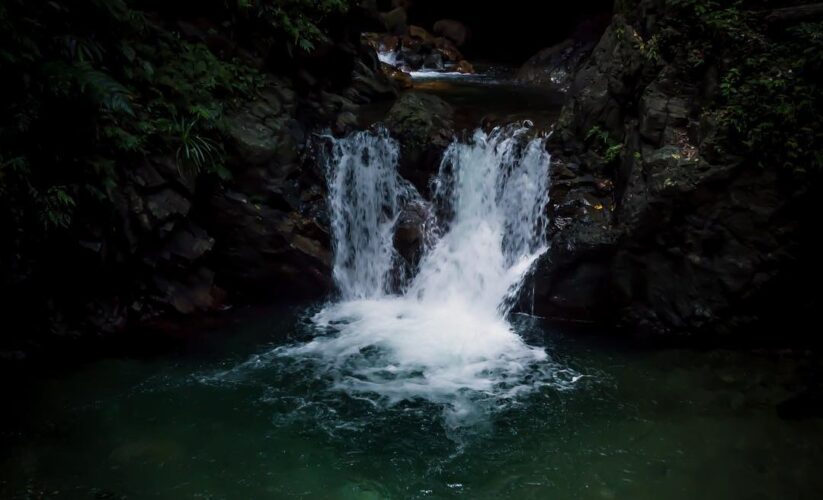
xmin=398 ymin=0 xmax=613 ymax=63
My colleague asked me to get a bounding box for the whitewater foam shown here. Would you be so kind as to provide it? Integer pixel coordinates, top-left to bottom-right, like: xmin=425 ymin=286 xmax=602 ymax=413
xmin=270 ymin=124 xmax=574 ymax=420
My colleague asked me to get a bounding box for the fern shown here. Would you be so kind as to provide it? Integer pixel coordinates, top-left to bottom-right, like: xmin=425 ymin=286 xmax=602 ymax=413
xmin=40 ymin=186 xmax=76 ymax=230
xmin=73 ymin=62 xmax=134 ymax=115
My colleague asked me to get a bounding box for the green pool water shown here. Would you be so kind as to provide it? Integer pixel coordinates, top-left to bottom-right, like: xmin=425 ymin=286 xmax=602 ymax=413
xmin=1 ymin=305 xmax=821 ymax=499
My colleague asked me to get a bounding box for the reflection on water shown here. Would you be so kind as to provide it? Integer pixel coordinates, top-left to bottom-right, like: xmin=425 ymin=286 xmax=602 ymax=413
xmin=410 ymin=68 xmax=565 ymax=131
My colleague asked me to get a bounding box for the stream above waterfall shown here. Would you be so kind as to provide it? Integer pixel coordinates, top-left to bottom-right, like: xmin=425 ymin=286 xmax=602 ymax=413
xmin=359 ymin=65 xmax=565 ymax=131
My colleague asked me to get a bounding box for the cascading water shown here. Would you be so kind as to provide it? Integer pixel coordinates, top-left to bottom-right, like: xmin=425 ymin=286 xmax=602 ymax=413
xmin=274 ymin=123 xmax=576 ymax=422
xmin=377 ymin=49 xmax=398 ymax=66
xmin=323 ymin=128 xmax=410 ymax=299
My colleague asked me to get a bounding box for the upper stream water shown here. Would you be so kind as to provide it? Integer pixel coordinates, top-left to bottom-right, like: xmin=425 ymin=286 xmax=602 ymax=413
xmin=1 ymin=70 xmax=822 ymax=500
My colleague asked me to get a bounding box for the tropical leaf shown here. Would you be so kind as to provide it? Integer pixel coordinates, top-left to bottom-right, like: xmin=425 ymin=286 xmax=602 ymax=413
xmin=73 ymin=62 xmax=134 ymax=115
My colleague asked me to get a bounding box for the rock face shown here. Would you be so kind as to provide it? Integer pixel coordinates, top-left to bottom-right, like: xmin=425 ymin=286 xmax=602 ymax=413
xmin=394 ymin=200 xmax=434 ymax=271
xmin=536 ymin=11 xmax=819 ymax=339
xmin=516 ymin=39 xmax=595 ymax=91
xmin=432 ymin=19 xmax=469 ymax=47
xmin=385 ymin=92 xmax=455 ymax=194
xmin=381 ymin=7 xmax=408 ymax=35
xmin=113 ymin=156 xmax=223 ymax=320
xmin=3 ymin=35 xmax=398 ymax=359
xmin=206 ymin=79 xmax=333 ymax=300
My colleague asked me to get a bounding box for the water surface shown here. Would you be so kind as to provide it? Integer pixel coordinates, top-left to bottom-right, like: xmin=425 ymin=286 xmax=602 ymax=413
xmin=1 ymin=307 xmax=820 ymax=499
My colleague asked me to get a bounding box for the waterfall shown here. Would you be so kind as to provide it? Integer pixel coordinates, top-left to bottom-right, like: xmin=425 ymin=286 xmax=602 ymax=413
xmin=377 ymin=49 xmax=398 ymax=66
xmin=279 ymin=123 xmax=570 ymax=420
xmin=324 ymin=128 xmax=408 ymax=299
xmin=409 ymin=125 xmax=551 ymax=316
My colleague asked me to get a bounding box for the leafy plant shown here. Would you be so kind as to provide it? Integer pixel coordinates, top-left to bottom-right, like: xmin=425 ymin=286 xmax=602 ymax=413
xmin=605 ymin=144 xmax=624 ymax=164
xmin=628 ymin=0 xmax=823 ymax=175
xmin=586 ymin=126 xmax=624 ymax=165
xmin=167 ymin=117 xmax=223 ymax=177
xmin=230 ymin=0 xmax=352 ymax=54
xmin=639 ymin=34 xmax=661 ymax=63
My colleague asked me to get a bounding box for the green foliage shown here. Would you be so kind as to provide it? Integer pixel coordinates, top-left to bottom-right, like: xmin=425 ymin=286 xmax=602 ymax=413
xmin=586 ymin=126 xmax=624 ymax=165
xmin=0 ymin=0 xmax=355 ymax=341
xmin=605 ymin=144 xmax=625 ymax=165
xmin=0 ymin=0 xmax=281 ymax=288
xmin=658 ymin=0 xmax=823 ymax=174
xmin=167 ymin=117 xmax=223 ymax=178
xmin=230 ymin=0 xmax=351 ymax=54
xmin=639 ymin=34 xmax=662 ymax=63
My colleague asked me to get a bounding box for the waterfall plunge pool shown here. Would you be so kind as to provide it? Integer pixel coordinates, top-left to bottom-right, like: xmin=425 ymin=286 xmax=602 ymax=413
xmin=2 ymin=305 xmax=822 ymax=499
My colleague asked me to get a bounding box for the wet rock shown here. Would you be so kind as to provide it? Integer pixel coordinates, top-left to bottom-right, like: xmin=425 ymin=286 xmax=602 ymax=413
xmin=207 ymin=187 xmax=332 ymax=299
xmin=380 ymin=62 xmax=413 ymax=88
xmin=553 ymin=16 xmax=645 ymax=144
xmin=394 ymin=200 xmax=433 ymax=268
xmin=152 ymin=267 xmax=220 ymax=315
xmin=638 ymin=68 xmax=693 ymax=147
xmin=150 ymin=156 xmax=196 ymax=194
xmin=435 ymin=38 xmax=464 ymax=63
xmin=350 ymin=60 xmax=398 ymax=102
xmin=433 ymin=19 xmax=469 ymax=46
xmin=396 ymin=50 xmax=424 ymax=70
xmin=129 ymin=161 xmax=166 ymax=190
xmin=145 ymin=188 xmax=191 ymax=223
xmin=517 ymin=38 xmax=594 ymax=91
xmin=333 ymin=111 xmax=359 ymax=136
xmin=455 ymin=60 xmax=474 ymax=74
xmin=365 ymin=32 xmax=399 ymax=53
xmin=162 ymin=223 xmax=215 ymax=265
xmin=408 ymin=25 xmax=434 ymax=43
xmin=385 ymin=92 xmax=455 ymax=194
xmin=381 ymin=7 xmax=407 ymax=35
xmin=423 ymin=52 xmax=444 ymax=70
xmin=225 ymin=107 xmax=284 ymax=165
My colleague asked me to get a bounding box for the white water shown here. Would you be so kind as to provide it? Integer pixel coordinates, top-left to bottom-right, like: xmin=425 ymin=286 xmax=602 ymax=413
xmin=377 ymin=50 xmax=398 ymax=66
xmin=275 ymin=124 xmax=573 ymax=419
xmin=323 ymin=128 xmax=410 ymax=299
xmin=378 ymin=49 xmax=474 ymax=80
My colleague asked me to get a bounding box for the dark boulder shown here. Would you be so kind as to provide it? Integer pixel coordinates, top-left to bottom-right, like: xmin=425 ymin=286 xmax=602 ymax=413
xmin=455 ymin=60 xmax=474 ymax=74
xmin=433 ymin=19 xmax=469 ymax=47
xmin=423 ymin=52 xmax=444 ymax=70
xmin=385 ymin=92 xmax=455 ymax=194
xmin=517 ymin=39 xmax=595 ymax=92
xmin=380 ymin=62 xmax=413 ymax=89
xmin=207 ymin=187 xmax=332 ymax=300
xmin=394 ymin=200 xmax=434 ymax=269
xmin=381 ymin=7 xmax=407 ymax=35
